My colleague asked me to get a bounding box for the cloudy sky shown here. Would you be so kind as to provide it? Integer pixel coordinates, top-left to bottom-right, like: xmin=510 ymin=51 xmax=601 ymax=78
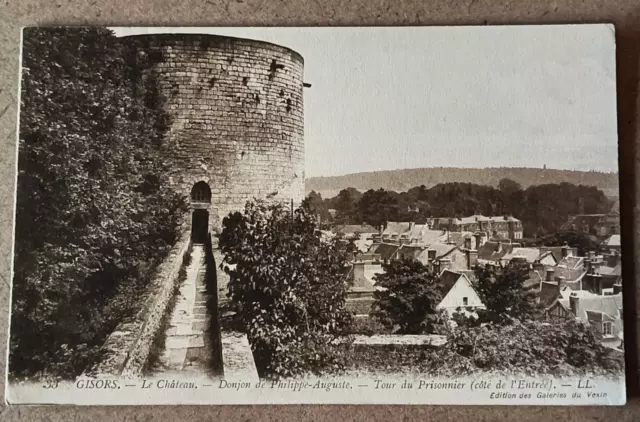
xmin=112 ymin=26 xmax=618 ymax=178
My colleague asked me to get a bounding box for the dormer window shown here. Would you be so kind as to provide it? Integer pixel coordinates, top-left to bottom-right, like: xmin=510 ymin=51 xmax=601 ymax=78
xmin=602 ymin=321 xmax=613 ymax=337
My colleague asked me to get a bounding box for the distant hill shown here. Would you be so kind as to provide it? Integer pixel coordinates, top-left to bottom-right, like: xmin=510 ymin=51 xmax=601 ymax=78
xmin=306 ymin=167 xmax=620 ymax=199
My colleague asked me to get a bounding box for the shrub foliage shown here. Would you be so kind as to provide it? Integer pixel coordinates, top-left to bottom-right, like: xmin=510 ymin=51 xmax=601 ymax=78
xmin=219 ymin=200 xmax=355 ymax=377
xmin=10 ymin=28 xmax=186 ymax=378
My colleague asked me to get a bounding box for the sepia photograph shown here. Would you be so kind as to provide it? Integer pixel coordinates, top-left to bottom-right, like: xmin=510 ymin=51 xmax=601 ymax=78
xmin=6 ymin=25 xmax=626 ymax=405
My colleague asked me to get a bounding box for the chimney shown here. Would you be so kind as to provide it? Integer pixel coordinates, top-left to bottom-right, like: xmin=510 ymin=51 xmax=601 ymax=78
xmin=607 ymin=253 xmax=621 ymax=268
xmin=546 ymin=268 xmax=555 ymax=282
xmin=352 ymin=262 xmax=366 ymax=288
xmin=584 ymin=258 xmax=592 ymax=273
xmin=439 ymin=258 xmax=451 ymax=272
xmin=556 ymin=275 xmax=566 ymax=291
xmin=495 ymin=241 xmax=503 ymax=254
xmin=569 ymin=293 xmax=579 ymax=316
xmin=561 ymin=246 xmax=569 ymax=258
xmin=473 ymin=233 xmax=482 ymax=249
xmin=409 ymin=222 xmax=415 ymax=231
xmin=466 ymin=249 xmax=478 ymax=269
xmin=613 ymin=283 xmax=622 ymax=295
xmin=464 ymin=237 xmax=472 ymax=250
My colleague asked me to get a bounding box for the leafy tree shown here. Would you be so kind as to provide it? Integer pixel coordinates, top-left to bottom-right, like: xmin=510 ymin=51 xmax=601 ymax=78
xmin=472 ymin=262 xmax=540 ymax=324
xmin=10 ymin=28 xmax=186 ymax=378
xmin=332 ymin=187 xmax=361 ymax=224
xmin=359 ymin=188 xmax=399 ymax=228
xmin=371 ymin=258 xmax=443 ymax=334
xmin=301 ymin=190 xmax=331 ymax=225
xmin=219 ymin=199 xmax=355 ymax=377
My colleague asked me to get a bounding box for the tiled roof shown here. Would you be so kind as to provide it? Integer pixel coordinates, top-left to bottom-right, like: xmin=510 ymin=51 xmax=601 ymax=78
xmin=437 ymin=269 xmax=474 ymax=297
xmin=597 ymin=263 xmax=621 ymax=277
xmin=503 ymin=247 xmax=542 ymax=263
xmin=396 ymin=244 xmax=426 ymax=260
xmin=408 ymin=224 xmax=426 ymax=240
xmin=558 ymin=255 xmax=584 ymax=270
xmin=434 ymin=215 xmax=521 ymax=225
xmin=369 ymin=243 xmax=400 ymax=261
xmin=539 ymin=281 xmax=561 ymax=308
xmin=429 ymin=243 xmax=458 ymax=259
xmin=477 ymin=241 xmax=516 ymax=262
xmin=415 ymin=229 xmax=449 ymax=246
xmin=382 ymin=222 xmax=412 ymax=235
xmin=539 ymin=246 xmax=566 ymax=262
xmin=571 ymin=293 xmax=623 ymax=323
xmin=543 ymin=265 xmax=587 ymax=288
xmin=333 ymin=224 xmax=380 ymax=235
xmin=605 ymin=234 xmax=621 ymax=247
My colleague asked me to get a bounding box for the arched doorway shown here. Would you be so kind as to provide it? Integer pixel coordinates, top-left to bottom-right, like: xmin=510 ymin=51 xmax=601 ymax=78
xmin=191 ymin=181 xmax=212 ymax=203
xmin=190 ymin=181 xmax=212 ymax=244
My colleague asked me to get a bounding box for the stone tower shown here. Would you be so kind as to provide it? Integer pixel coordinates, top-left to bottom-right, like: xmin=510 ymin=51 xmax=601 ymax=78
xmin=126 ymin=33 xmax=306 ymax=238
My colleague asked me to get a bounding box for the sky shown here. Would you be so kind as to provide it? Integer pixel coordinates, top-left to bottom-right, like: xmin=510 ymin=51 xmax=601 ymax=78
xmin=111 ymin=26 xmax=619 ymax=178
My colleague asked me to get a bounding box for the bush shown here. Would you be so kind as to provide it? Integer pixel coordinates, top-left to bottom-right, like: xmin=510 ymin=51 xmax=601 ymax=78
xmin=10 ymin=27 xmax=186 ymax=379
xmin=219 ymin=199 xmax=355 ymax=378
xmin=423 ymin=318 xmax=623 ymax=376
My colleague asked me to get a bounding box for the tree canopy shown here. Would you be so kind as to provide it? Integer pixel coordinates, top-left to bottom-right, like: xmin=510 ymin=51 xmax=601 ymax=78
xmin=307 ymin=179 xmax=611 ymax=237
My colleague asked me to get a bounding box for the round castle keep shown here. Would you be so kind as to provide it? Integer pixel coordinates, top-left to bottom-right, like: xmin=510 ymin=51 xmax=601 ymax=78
xmin=126 ymin=34 xmax=306 ymax=235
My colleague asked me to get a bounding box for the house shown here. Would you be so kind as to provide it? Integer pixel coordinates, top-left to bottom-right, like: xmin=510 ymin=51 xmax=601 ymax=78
xmin=428 ymin=215 xmax=523 ymax=241
xmin=581 ymin=255 xmax=622 ymax=296
xmin=561 ymin=208 xmax=620 ymax=238
xmin=332 ymin=224 xmax=380 ymax=253
xmin=547 ymin=291 xmax=624 ymax=350
xmin=435 ymin=269 xmax=485 ymax=317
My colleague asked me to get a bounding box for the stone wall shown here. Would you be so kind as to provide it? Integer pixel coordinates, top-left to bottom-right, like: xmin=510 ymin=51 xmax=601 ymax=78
xmin=84 ymin=229 xmax=192 ymax=378
xmin=127 ymin=34 xmax=306 ymax=232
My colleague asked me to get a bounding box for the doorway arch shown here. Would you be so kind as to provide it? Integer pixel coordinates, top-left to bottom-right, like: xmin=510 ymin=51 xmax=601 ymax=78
xmin=190 ymin=181 xmax=211 ymax=244
xmin=191 ymin=181 xmax=211 ymax=203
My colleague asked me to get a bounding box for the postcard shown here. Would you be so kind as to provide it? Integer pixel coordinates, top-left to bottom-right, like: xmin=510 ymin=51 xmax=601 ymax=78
xmin=5 ymin=25 xmax=625 ymax=405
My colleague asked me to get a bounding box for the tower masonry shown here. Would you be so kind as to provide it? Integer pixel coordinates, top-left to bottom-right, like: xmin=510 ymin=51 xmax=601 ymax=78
xmin=127 ymin=33 xmax=306 ymax=236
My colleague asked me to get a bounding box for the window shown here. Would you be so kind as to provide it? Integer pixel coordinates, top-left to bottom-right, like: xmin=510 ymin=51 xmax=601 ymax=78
xmin=462 ymin=297 xmax=468 ymax=306
xmin=602 ymin=322 xmax=613 ymax=336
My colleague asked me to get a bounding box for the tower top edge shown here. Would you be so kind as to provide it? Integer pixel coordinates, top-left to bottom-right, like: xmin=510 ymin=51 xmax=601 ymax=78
xmin=120 ymin=33 xmax=304 ymax=64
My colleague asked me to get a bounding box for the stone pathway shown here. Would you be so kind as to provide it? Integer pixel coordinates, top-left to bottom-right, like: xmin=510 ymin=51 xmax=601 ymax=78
xmin=157 ymin=245 xmax=213 ymax=376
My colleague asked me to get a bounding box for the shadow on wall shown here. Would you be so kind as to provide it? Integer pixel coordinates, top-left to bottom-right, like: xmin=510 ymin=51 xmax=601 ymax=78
xmin=204 ymin=233 xmax=224 ymax=376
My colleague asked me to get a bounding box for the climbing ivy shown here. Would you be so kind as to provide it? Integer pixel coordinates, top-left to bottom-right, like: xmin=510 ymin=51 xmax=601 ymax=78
xmin=10 ymin=27 xmax=186 ymax=379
